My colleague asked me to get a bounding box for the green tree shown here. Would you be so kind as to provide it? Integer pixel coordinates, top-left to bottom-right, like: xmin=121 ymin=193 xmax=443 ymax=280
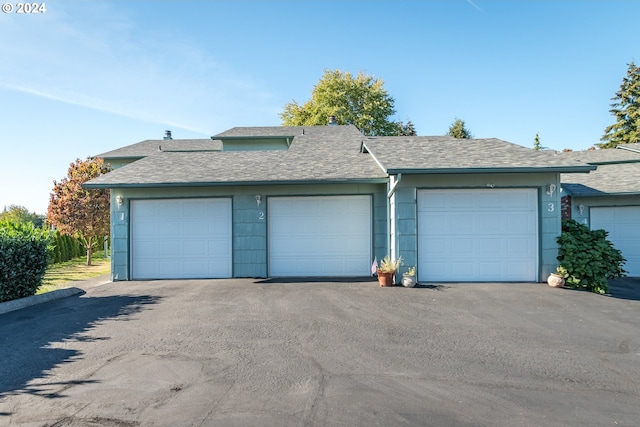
xmin=396 ymin=120 xmax=417 ymax=136
xmin=447 ymin=118 xmax=473 ymax=139
xmin=47 ymin=157 xmax=110 ymax=266
xmin=280 ymin=69 xmax=399 ymax=136
xmin=598 ymin=61 xmax=640 ymax=148
xmin=533 ymin=132 xmax=548 ymax=150
xmin=0 ymin=205 xmax=45 ymax=227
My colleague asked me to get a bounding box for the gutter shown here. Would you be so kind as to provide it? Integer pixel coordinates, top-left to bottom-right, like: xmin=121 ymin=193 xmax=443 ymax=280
xmin=82 ymin=177 xmax=390 ymax=190
xmin=385 ymin=165 xmax=596 ymax=175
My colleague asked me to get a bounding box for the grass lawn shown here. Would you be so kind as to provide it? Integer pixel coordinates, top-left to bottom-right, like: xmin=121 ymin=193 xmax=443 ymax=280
xmin=37 ymin=250 xmax=111 ymax=294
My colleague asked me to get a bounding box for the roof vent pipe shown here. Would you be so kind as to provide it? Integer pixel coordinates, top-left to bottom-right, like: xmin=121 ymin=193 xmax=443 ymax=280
xmin=328 ymin=116 xmax=338 ymax=126
xmin=163 ymin=130 xmax=172 ymax=140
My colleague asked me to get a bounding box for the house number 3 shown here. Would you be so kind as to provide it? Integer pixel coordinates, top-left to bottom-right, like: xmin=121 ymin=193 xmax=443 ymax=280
xmin=547 ymin=203 xmax=554 ymax=212
xmin=258 ymin=211 xmax=265 ymax=220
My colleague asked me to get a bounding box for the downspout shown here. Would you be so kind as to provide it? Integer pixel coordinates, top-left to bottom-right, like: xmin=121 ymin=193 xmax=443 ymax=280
xmin=387 ymin=173 xmax=402 ymax=265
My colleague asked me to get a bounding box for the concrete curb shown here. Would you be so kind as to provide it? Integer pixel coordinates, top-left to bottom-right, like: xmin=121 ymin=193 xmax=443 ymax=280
xmin=0 ymin=274 xmax=112 ymax=316
xmin=0 ymin=287 xmax=84 ymax=315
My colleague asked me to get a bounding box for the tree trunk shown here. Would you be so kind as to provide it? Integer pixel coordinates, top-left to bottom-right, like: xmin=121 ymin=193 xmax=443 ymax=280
xmin=86 ymin=236 xmax=93 ymax=266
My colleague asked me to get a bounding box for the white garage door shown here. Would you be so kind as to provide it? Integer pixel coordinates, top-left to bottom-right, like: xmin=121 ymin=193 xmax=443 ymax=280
xmin=269 ymin=195 xmax=372 ymax=276
xmin=131 ymin=198 xmax=232 ymax=279
xmin=591 ymin=206 xmax=640 ymax=276
xmin=418 ymin=189 xmax=538 ymax=282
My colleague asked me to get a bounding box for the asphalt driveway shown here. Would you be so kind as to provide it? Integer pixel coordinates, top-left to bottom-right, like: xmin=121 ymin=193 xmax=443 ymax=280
xmin=1 ymin=278 xmax=639 ymax=426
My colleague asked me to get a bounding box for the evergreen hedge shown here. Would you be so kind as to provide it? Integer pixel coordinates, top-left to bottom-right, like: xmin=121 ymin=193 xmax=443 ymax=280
xmin=50 ymin=231 xmax=85 ymax=263
xmin=0 ymin=221 xmax=51 ymax=303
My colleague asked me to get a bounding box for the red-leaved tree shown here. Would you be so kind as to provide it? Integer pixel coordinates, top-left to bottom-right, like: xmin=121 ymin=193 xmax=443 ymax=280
xmin=47 ymin=158 xmax=110 ymax=266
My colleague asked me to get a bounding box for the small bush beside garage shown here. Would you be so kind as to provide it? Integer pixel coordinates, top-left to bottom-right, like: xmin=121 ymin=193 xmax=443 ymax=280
xmin=557 ymin=219 xmax=626 ymax=294
xmin=0 ymin=221 xmax=50 ymax=303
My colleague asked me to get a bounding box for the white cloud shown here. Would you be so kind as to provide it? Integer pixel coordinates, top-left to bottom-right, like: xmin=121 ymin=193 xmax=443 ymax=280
xmin=466 ymin=0 xmax=484 ymax=13
xmin=0 ymin=1 xmax=276 ymax=135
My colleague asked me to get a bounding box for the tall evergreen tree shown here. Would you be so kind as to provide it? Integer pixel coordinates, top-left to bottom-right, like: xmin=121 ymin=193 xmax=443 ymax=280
xmin=533 ymin=132 xmax=547 ymax=150
xmin=396 ymin=120 xmax=417 ymax=136
xmin=598 ymin=61 xmax=640 ymax=148
xmin=447 ymin=118 xmax=473 ymax=139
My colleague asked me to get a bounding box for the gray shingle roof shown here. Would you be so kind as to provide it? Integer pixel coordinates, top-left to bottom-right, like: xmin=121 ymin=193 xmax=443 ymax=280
xmin=96 ymin=139 xmax=222 ymax=159
xmin=85 ymin=126 xmax=596 ymax=189
xmin=562 ymin=162 xmax=640 ymax=196
xmin=560 ymin=145 xmax=640 ymax=196
xmin=617 ymin=143 xmax=640 ymax=153
xmin=559 ymin=146 xmax=640 ymax=165
xmin=362 ymin=136 xmax=594 ymax=172
xmin=86 ymin=125 xmax=388 ymax=187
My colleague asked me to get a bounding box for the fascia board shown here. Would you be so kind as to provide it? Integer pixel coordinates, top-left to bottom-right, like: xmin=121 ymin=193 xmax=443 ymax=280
xmin=82 ymin=178 xmax=390 ymax=190
xmin=385 ymin=166 xmax=597 ymax=174
xmin=360 ymin=141 xmax=388 ymax=174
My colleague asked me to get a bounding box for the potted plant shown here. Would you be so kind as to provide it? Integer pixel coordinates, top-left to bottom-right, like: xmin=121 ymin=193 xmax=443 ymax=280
xmin=547 ymin=267 xmax=566 ymax=288
xmin=402 ymin=266 xmax=417 ymax=287
xmin=377 ymin=256 xmax=401 ymax=287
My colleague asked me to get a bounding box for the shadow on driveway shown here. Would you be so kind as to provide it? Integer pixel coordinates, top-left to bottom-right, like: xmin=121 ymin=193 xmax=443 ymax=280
xmin=607 ymin=277 xmax=640 ymax=301
xmin=0 ymin=293 xmax=160 ymax=405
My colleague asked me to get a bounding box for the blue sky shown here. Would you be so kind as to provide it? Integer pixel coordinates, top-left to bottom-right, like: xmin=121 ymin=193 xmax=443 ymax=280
xmin=1 ymin=0 xmax=638 ymax=214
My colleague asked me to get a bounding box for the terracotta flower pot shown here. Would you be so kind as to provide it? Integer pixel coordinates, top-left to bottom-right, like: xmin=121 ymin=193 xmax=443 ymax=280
xmin=547 ymin=273 xmax=565 ymax=288
xmin=378 ymin=271 xmax=394 ymax=287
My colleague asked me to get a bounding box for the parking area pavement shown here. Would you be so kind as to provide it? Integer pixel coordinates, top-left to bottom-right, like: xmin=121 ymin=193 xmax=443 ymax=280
xmin=1 ymin=277 xmax=639 ymax=426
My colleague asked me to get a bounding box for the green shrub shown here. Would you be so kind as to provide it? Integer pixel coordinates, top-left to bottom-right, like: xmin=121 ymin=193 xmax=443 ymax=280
xmin=556 ymin=219 xmax=626 ymax=294
xmin=0 ymin=221 xmax=51 ymax=302
xmin=49 ymin=231 xmax=86 ymax=264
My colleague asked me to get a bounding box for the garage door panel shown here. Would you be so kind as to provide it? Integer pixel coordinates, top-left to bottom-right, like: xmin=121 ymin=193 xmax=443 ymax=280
xmin=418 ymin=189 xmax=538 ymax=282
xmin=269 ymin=195 xmax=371 ymax=277
xmin=478 ymin=261 xmax=502 ymax=276
xmin=131 ymin=198 xmax=232 ymax=279
xmin=478 ymin=238 xmax=502 ymax=253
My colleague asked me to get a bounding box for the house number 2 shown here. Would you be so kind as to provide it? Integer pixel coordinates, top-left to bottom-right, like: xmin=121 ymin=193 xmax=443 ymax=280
xmin=258 ymin=211 xmax=265 ymax=220
xmin=547 ymin=203 xmax=554 ymax=212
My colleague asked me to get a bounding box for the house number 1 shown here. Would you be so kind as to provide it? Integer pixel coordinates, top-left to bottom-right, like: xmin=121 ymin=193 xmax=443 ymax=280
xmin=547 ymin=203 xmax=554 ymax=212
xmin=258 ymin=211 xmax=265 ymax=220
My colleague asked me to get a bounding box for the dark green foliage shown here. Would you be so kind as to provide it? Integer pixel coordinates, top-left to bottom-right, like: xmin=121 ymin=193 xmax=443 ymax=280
xmin=533 ymin=132 xmax=548 ymax=150
xmin=396 ymin=120 xmax=417 ymax=136
xmin=598 ymin=61 xmax=640 ymax=148
xmin=0 ymin=221 xmax=51 ymax=303
xmin=447 ymin=118 xmax=473 ymax=139
xmin=49 ymin=231 xmax=85 ymax=263
xmin=556 ymin=219 xmax=626 ymax=294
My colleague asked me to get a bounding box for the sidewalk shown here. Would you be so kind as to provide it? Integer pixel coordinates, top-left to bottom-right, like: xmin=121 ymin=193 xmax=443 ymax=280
xmin=0 ymin=274 xmax=112 ymax=316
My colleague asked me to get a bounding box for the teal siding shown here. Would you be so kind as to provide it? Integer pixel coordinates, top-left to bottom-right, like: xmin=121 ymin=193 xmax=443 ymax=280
xmin=396 ymin=187 xmax=417 ymax=275
xmin=391 ymin=173 xmax=563 ymax=282
xmin=222 ymin=138 xmax=290 ymax=151
xmin=110 ymin=193 xmax=129 ymax=281
xmin=233 ymin=194 xmax=267 ymax=277
xmin=109 ymin=184 xmax=386 ymax=280
xmin=568 ymin=194 xmax=640 ymax=227
xmin=373 ymin=189 xmax=388 ymax=266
